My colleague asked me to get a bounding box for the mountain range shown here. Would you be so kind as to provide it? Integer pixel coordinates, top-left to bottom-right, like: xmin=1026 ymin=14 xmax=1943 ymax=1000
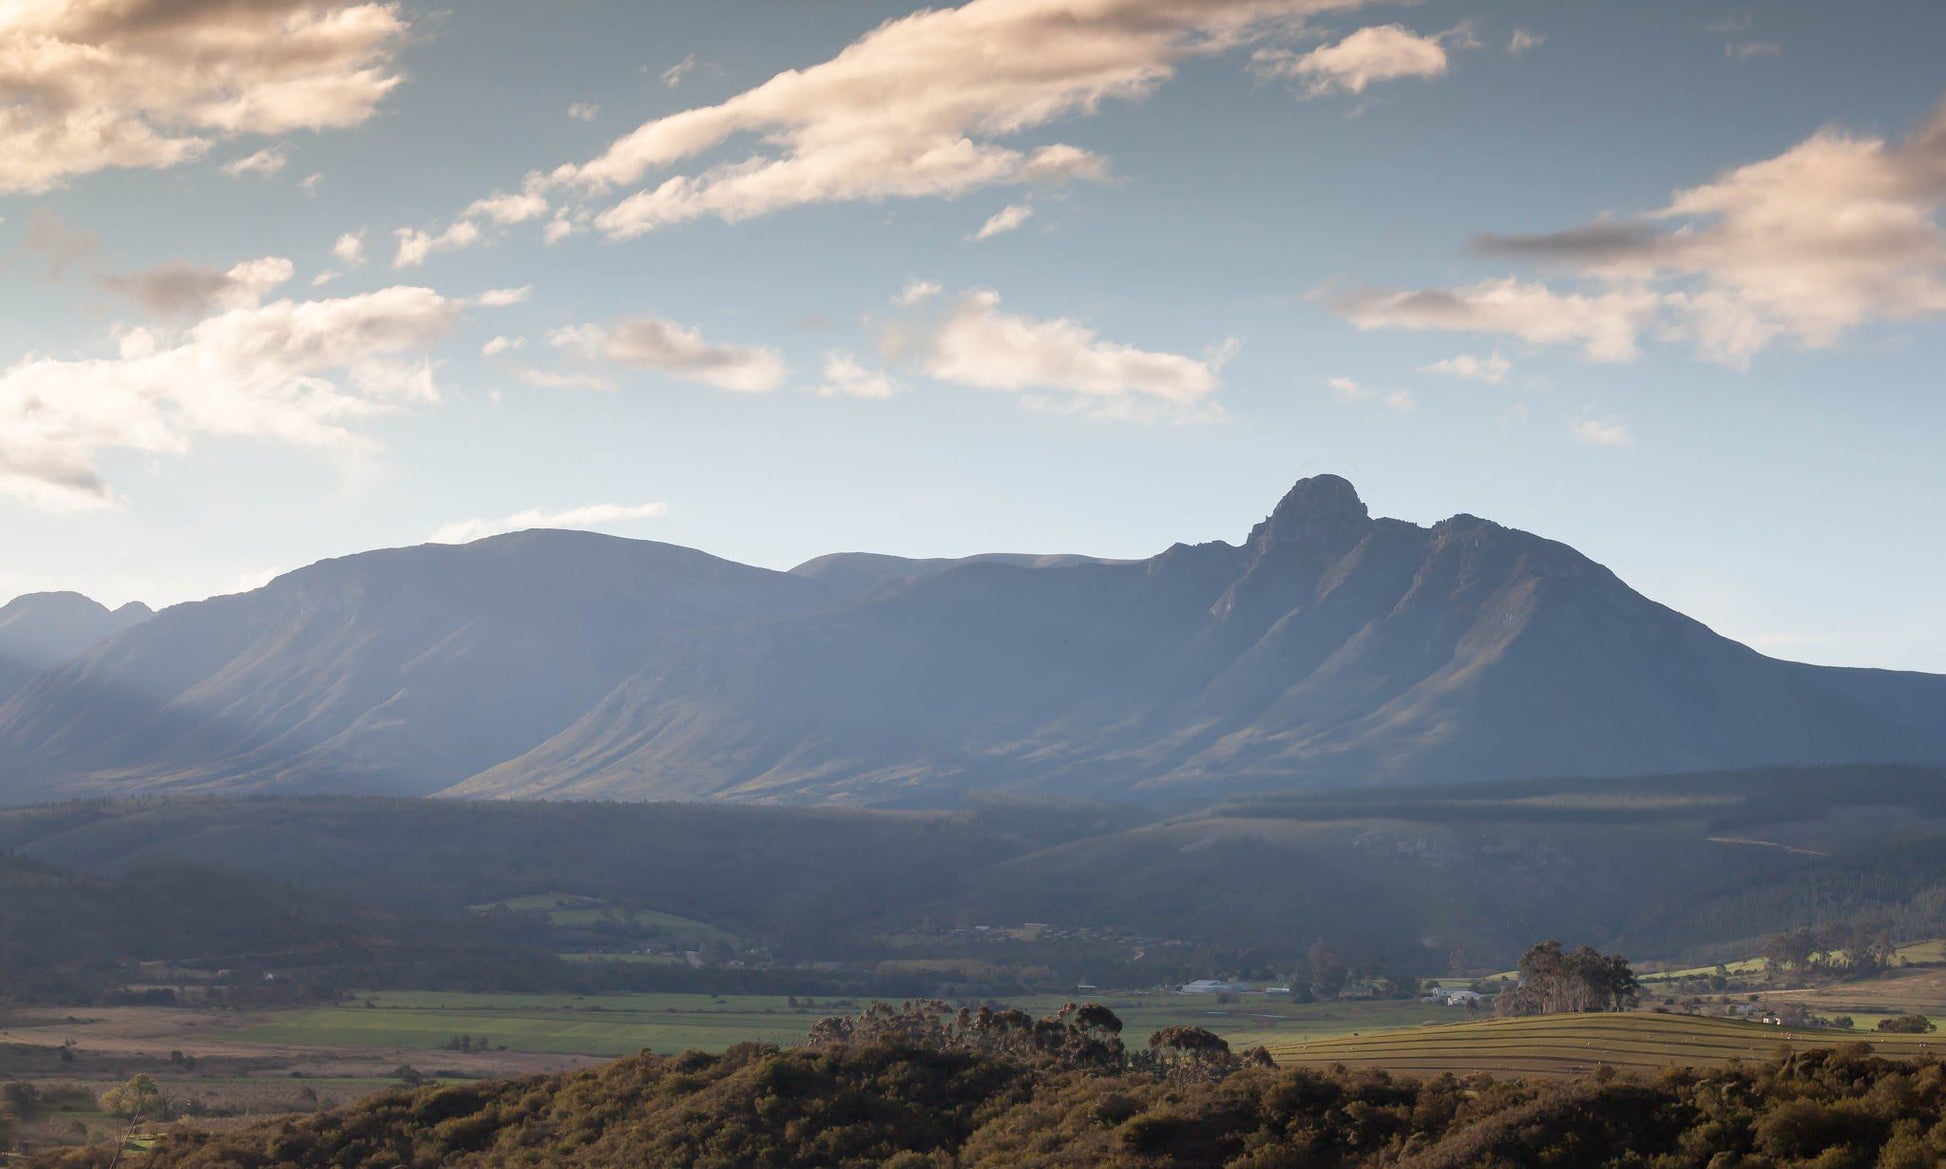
xmin=2 ymin=475 xmax=1941 ymax=807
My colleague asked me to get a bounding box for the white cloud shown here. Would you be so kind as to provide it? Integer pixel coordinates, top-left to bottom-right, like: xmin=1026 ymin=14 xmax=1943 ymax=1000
xmin=0 ymin=1 xmax=409 ymax=192
xmin=1326 ymin=375 xmax=1415 ymax=412
xmin=0 ymin=284 xmax=460 ymax=510
xmin=509 ymin=365 xmax=614 ymax=391
xmin=567 ymin=102 xmax=601 ymax=122
xmin=974 ymin=202 xmax=1035 ymax=240
xmin=431 ymin=502 xmax=669 ymax=544
xmin=660 ymin=54 xmax=699 ymax=89
xmin=1471 ymin=95 xmax=1946 ymax=366
xmin=894 ymin=279 xmax=943 ymax=307
xmin=1571 ymin=416 xmax=1632 ymax=447
xmin=812 ymin=352 xmax=899 ymax=399
xmin=1255 ymin=24 xmax=1449 ymax=96
xmin=886 ymin=287 xmax=1226 ymax=409
xmin=100 ymin=256 xmax=296 ymax=318
xmin=1725 ymin=40 xmax=1781 ymax=60
xmin=550 ymin=317 xmax=786 ymax=393
xmin=482 ymin=335 xmax=525 ymax=357
xmin=394 ymin=221 xmax=483 ymax=268
xmin=476 ymin=286 xmax=532 ymax=307
xmin=544 ymin=0 xmax=1381 ymax=239
xmin=463 ymin=191 xmax=550 ymax=226
xmin=1330 ymin=278 xmax=1661 ymax=362
xmin=1508 ymin=28 xmax=1545 ymax=55
xmin=333 ymin=230 xmax=368 ymax=266
xmin=1421 ymin=350 xmax=1512 ymax=384
xmin=299 ymin=172 xmax=325 ymax=194
xmin=220 ymin=145 xmax=289 ymax=178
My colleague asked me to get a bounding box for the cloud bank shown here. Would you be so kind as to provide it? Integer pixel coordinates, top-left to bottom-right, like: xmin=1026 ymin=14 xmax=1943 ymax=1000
xmin=1335 ymin=94 xmax=1946 ymax=367
xmin=0 ymin=0 xmax=409 ymax=192
xmin=0 ymin=269 xmax=461 ymax=509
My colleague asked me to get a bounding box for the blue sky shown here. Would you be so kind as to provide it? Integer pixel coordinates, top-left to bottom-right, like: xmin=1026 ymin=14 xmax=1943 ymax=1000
xmin=2 ymin=0 xmax=1944 ymax=671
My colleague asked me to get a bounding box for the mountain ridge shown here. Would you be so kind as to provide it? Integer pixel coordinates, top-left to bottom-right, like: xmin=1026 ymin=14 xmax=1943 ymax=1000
xmin=2 ymin=476 xmax=1941 ymax=807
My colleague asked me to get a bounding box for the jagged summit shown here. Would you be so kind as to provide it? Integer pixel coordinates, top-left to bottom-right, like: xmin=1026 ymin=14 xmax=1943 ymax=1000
xmin=1247 ymin=474 xmax=1373 ymax=552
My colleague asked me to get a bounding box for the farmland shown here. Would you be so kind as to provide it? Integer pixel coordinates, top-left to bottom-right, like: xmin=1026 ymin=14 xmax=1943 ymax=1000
xmin=1270 ymin=1011 xmax=1945 ymax=1077
xmin=228 ymin=990 xmax=1460 ymax=1058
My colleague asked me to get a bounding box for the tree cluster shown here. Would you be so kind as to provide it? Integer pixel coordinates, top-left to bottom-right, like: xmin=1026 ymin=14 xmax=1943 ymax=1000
xmin=1494 ymin=941 xmax=1640 ymax=1016
xmin=1762 ymin=923 xmax=1898 ymax=980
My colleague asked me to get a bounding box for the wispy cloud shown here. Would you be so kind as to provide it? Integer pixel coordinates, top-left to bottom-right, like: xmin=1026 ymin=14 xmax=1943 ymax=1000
xmin=534 ymin=0 xmax=1387 ymax=239
xmin=220 ymin=146 xmax=289 ymax=179
xmin=811 ymin=352 xmax=899 ymax=399
xmin=885 ymin=286 xmax=1231 ymax=417
xmin=100 ymin=257 xmax=296 ymax=320
xmin=1327 ymin=375 xmax=1416 ymax=412
xmin=974 ymin=202 xmax=1035 ymax=241
xmin=549 ymin=316 xmax=786 ymax=393
xmin=1253 ymin=24 xmax=1452 ymax=96
xmin=431 ymin=502 xmax=669 ymax=544
xmin=1571 ymin=416 xmax=1633 ymax=447
xmin=1330 ymin=278 xmax=1660 ymax=362
xmin=1421 ymin=351 xmax=1512 ymax=384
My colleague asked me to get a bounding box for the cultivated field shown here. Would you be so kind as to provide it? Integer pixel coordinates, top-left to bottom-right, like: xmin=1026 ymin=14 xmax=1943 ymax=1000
xmin=1269 ymin=1012 xmax=1945 ymax=1077
xmin=226 ymin=991 xmax=1459 ymax=1058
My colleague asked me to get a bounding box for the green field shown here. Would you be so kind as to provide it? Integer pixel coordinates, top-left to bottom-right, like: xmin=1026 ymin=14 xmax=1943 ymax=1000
xmin=465 ymin=894 xmax=737 ymax=947
xmin=229 ymin=991 xmax=1459 ymax=1058
xmin=1270 ymin=1012 xmax=1946 ymax=1077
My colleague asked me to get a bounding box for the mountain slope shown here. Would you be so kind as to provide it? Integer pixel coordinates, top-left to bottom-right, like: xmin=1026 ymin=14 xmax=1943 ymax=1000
xmin=3 ymin=477 xmax=1942 ymax=806
xmin=0 ymin=592 xmax=151 ymax=703
xmin=0 ymin=532 xmax=816 ymax=801
xmin=453 ymin=477 xmax=1946 ymax=803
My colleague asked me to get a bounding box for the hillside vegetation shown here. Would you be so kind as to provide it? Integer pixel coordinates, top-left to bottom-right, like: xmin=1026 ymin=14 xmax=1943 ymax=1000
xmin=87 ymin=1015 xmax=1946 ymax=1168
xmin=7 ymin=766 xmax=1946 ymax=996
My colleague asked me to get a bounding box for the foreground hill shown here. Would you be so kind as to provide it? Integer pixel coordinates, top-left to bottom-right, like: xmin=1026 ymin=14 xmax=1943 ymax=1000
xmin=2 ymin=476 xmax=1942 ymax=805
xmin=121 ymin=1025 xmax=1946 ymax=1169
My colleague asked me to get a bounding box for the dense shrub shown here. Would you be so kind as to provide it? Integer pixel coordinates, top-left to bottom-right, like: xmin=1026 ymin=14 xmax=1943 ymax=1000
xmin=102 ymin=1020 xmax=1946 ymax=1169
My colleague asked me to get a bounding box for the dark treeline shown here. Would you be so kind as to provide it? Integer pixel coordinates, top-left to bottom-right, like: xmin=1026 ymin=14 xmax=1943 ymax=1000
xmin=69 ymin=1004 xmax=1946 ymax=1169
xmin=10 ymin=769 xmax=1946 ymax=999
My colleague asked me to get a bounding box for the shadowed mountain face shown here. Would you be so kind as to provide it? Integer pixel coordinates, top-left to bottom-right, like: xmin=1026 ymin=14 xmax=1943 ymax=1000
xmin=3 ymin=477 xmax=1943 ymax=806
xmin=0 ymin=593 xmax=152 ymax=703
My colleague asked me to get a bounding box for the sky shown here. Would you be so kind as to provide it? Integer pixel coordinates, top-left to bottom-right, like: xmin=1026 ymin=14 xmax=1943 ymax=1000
xmin=1 ymin=0 xmax=1944 ymax=672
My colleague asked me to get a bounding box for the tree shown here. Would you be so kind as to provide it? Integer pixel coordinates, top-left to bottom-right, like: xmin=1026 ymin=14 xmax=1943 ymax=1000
xmin=100 ymin=1073 xmax=168 ymax=1120
xmin=1144 ymin=1026 xmax=1236 ymax=1080
xmin=1307 ymin=941 xmax=1348 ymax=1001
xmin=1877 ymin=1014 xmax=1936 ymax=1034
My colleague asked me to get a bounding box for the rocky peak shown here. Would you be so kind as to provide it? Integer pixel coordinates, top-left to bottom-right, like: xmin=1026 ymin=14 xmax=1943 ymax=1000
xmin=1246 ymin=474 xmax=1373 ymax=555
